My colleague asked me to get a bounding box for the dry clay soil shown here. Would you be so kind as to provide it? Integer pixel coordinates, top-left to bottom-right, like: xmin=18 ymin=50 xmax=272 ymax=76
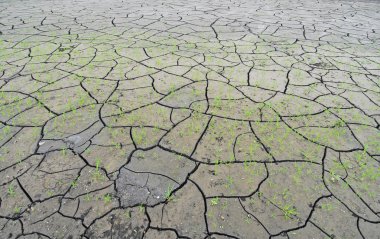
xmin=0 ymin=0 xmax=380 ymax=238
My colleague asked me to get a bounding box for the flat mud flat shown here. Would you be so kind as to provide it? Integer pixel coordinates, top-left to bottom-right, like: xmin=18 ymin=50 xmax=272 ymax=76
xmin=0 ymin=0 xmax=379 ymax=238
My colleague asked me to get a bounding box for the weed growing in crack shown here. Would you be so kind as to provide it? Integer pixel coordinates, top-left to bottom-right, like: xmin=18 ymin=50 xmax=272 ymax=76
xmin=164 ymin=184 xmax=175 ymax=201
xmin=71 ymin=176 xmax=79 ymax=188
xmin=167 ymin=83 xmax=177 ymax=98
xmin=153 ymin=125 xmax=160 ymax=133
xmin=115 ymin=142 xmax=122 ymax=150
xmin=213 ymin=159 xmax=220 ymax=175
xmin=243 ymin=160 xmax=251 ymax=172
xmin=138 ymin=204 xmax=144 ymax=213
xmin=329 ymin=161 xmax=344 ymax=183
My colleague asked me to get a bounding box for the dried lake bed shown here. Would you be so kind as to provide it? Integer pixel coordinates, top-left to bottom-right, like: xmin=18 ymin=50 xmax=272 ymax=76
xmin=0 ymin=0 xmax=380 ymax=238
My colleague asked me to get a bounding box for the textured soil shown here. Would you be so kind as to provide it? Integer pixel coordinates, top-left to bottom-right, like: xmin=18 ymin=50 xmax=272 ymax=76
xmin=0 ymin=0 xmax=379 ymax=238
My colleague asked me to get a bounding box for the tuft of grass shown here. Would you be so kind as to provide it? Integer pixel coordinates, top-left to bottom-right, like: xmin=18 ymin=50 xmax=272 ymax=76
xmin=71 ymin=177 xmax=79 ymax=188
xmin=281 ymin=204 xmax=298 ymax=220
xmin=103 ymin=193 xmax=112 ymax=204
xmin=7 ymin=183 xmax=16 ymax=197
xmin=13 ymin=206 xmax=21 ymax=214
xmin=210 ymin=197 xmax=219 ymax=206
xmin=213 ymin=96 xmax=222 ymax=109
xmin=138 ymin=204 xmax=145 ymax=213
xmin=164 ymin=184 xmax=175 ymax=201
xmin=92 ymin=158 xmax=104 ymax=181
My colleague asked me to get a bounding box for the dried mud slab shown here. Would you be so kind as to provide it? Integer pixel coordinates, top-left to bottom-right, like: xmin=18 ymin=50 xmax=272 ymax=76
xmin=116 ymin=147 xmax=195 ymax=206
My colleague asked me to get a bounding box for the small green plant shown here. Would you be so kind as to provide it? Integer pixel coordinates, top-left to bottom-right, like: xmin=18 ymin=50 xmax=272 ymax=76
xmin=213 ymin=96 xmax=222 ymax=109
xmin=82 ymin=193 xmax=91 ymax=201
xmin=61 ymin=148 xmax=67 ymax=156
xmin=7 ymin=183 xmax=16 ymax=197
xmin=210 ymin=197 xmax=219 ymax=206
xmin=124 ymin=210 xmax=132 ymax=219
xmin=244 ymin=109 xmax=254 ymax=117
xmin=225 ymin=175 xmax=234 ymax=189
xmin=134 ymin=126 xmax=146 ymax=145
xmin=214 ymin=159 xmax=220 ymax=175
xmin=92 ymin=158 xmax=104 ymax=181
xmin=333 ymin=119 xmax=345 ymax=127
xmin=168 ymin=84 xmax=176 ymax=96
xmin=281 ymin=189 xmax=291 ymax=200
xmin=244 ymin=216 xmax=252 ymax=224
xmin=103 ymin=193 xmax=112 ymax=204
xmin=257 ymin=191 xmax=263 ymax=198
xmin=321 ymin=202 xmax=334 ymax=211
xmin=95 ymin=158 xmax=101 ymax=169
xmin=281 ymin=204 xmax=298 ymax=220
xmin=164 ymin=184 xmax=175 ymax=201
xmin=71 ymin=177 xmax=79 ymax=188
xmin=13 ymin=206 xmax=21 ymax=214
xmin=47 ymin=190 xmax=54 ymax=197
xmin=221 ymin=200 xmax=228 ymax=210
xmin=138 ymin=204 xmax=145 ymax=213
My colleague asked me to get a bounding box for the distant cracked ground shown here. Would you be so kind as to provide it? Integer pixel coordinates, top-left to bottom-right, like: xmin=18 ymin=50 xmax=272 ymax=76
xmin=0 ymin=0 xmax=380 ymax=238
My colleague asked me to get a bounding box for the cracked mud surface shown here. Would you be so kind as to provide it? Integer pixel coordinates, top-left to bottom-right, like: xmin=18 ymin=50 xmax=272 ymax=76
xmin=1 ymin=0 xmax=380 ymax=238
